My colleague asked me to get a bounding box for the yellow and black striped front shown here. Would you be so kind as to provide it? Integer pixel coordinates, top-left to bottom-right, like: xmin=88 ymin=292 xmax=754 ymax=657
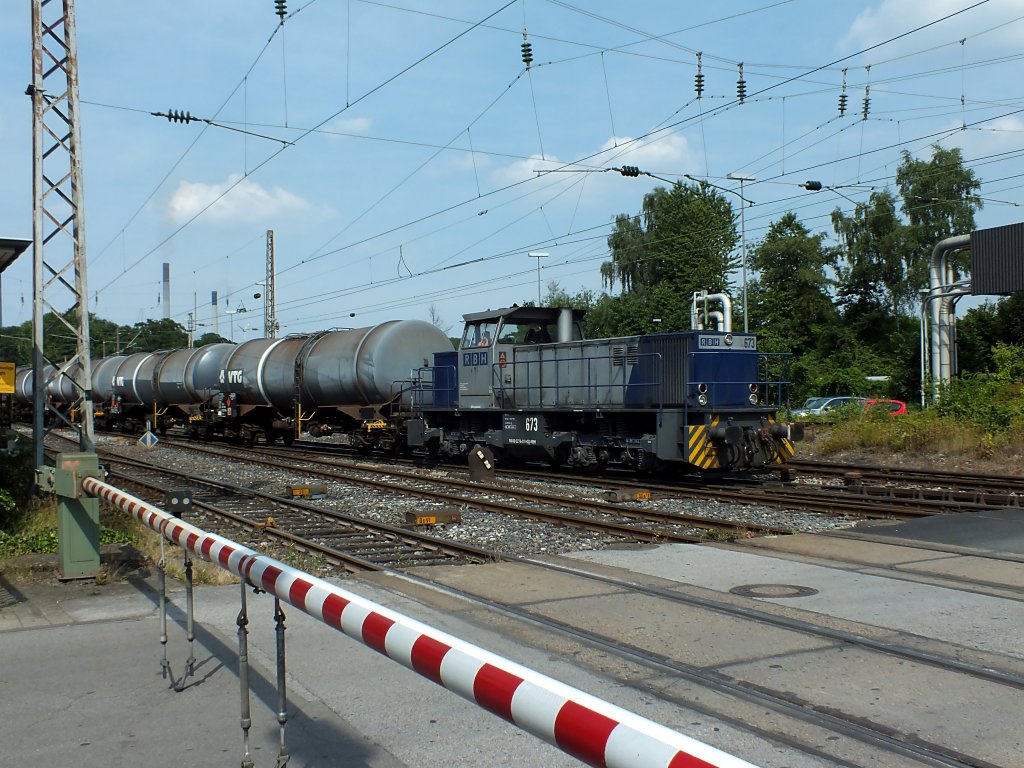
xmin=767 ymin=416 xmax=797 ymax=464
xmin=686 ymin=418 xmax=721 ymax=469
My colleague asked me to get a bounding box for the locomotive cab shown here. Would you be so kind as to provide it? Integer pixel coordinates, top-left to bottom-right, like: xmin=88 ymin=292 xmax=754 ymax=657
xmin=456 ymin=306 xmax=585 ymax=409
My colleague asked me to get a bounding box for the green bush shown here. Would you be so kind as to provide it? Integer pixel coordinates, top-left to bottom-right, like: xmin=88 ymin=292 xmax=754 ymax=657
xmin=0 ymin=437 xmax=35 ymax=531
xmin=0 ymin=524 xmax=132 ymax=557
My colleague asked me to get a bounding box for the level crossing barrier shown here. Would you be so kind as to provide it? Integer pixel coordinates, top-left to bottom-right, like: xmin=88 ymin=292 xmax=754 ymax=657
xmin=82 ymin=474 xmax=760 ymax=768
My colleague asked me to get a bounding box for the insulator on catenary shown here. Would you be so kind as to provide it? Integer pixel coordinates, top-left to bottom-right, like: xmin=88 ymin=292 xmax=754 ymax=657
xmin=695 ymin=52 xmax=704 ymax=99
xmin=521 ymin=29 xmax=533 ymax=68
xmin=164 ymin=109 xmax=196 ymax=124
xmin=803 ymin=181 xmax=823 ymax=191
xmin=838 ymin=68 xmax=848 ymax=116
xmin=862 ymin=84 xmax=871 ymax=120
xmin=736 ymin=62 xmax=746 ymax=104
xmin=620 ymin=165 xmax=640 ymax=177
xmin=274 ymin=0 xmax=287 ymax=19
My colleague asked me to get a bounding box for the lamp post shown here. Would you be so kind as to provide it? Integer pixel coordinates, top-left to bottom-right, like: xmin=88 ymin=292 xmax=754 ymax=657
xmin=726 ymin=173 xmax=755 ymax=333
xmin=528 ymin=251 xmax=549 ymax=306
xmin=226 ymin=306 xmax=248 ymax=341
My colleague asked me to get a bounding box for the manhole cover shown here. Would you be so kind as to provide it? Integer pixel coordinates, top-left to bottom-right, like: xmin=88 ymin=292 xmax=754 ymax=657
xmin=729 ymin=583 xmax=819 ymax=598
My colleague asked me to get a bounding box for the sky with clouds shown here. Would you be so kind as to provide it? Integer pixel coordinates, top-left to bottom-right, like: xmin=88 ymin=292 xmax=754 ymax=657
xmin=1 ymin=0 xmax=1021 ymax=339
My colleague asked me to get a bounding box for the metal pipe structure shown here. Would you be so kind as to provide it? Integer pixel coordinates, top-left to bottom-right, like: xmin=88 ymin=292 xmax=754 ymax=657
xmin=927 ymin=234 xmax=971 ymax=403
xmin=690 ymin=291 xmax=733 ymax=333
xmin=83 ymin=475 xmax=758 ymax=768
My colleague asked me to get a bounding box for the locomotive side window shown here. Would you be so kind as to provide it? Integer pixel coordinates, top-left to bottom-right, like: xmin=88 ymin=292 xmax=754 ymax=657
xmin=496 ymin=322 xmax=554 ymax=344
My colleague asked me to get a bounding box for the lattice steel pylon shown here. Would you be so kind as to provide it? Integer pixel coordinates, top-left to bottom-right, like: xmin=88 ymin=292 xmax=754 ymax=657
xmin=265 ymin=229 xmax=278 ymax=338
xmin=30 ymin=0 xmax=95 ymax=466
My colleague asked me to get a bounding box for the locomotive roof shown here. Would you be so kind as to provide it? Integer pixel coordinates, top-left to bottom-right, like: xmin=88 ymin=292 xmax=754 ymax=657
xmin=462 ymin=306 xmax=586 ymax=323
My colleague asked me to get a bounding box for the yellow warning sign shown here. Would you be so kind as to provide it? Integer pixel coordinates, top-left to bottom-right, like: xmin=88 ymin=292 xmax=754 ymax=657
xmin=0 ymin=362 xmax=14 ymax=395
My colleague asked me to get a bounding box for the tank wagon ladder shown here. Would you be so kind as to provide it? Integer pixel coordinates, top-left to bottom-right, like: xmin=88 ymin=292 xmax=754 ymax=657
xmin=291 ymin=331 xmax=328 ymax=441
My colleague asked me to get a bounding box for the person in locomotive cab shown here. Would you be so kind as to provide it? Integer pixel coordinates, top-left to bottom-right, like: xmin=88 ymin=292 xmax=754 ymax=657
xmin=477 ymin=331 xmax=491 ymax=347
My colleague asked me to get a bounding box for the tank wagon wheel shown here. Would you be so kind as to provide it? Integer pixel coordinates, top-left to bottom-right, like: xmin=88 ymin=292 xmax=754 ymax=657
xmin=157 ymin=422 xmax=167 ymax=436
xmin=307 ymin=424 xmax=322 ymax=438
xmin=281 ymin=432 xmax=295 ymax=447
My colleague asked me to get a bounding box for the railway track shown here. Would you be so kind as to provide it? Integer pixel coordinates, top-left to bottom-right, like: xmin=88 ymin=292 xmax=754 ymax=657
xmin=285 ymin=437 xmax=1011 ymax=520
xmin=44 ymin=438 xmax=495 ymax=573
xmin=159 ymin=438 xmax=788 ymax=542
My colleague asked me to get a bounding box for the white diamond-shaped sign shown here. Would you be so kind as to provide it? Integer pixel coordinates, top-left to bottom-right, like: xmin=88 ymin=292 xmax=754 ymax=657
xmin=139 ymin=431 xmax=159 ymax=449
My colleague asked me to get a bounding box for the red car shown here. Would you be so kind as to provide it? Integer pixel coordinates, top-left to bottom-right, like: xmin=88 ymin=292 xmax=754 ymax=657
xmin=863 ymin=398 xmax=907 ymax=416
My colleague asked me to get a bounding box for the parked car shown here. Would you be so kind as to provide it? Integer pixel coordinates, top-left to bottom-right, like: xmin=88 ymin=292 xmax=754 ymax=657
xmin=862 ymin=398 xmax=907 ymax=416
xmin=791 ymin=396 xmax=866 ymax=418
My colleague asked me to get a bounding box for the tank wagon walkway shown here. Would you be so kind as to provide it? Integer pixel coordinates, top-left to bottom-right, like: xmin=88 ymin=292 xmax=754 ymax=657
xmin=1 ymin=512 xmax=1022 ymax=767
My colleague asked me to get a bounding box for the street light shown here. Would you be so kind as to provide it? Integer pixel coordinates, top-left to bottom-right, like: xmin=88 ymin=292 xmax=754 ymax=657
xmin=226 ymin=305 xmax=248 ymax=341
xmin=528 ymin=251 xmax=549 ymax=306
xmin=726 ymin=173 xmax=755 ymax=333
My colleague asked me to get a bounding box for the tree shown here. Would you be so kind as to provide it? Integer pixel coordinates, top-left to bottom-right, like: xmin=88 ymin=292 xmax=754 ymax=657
xmin=896 ymin=145 xmax=981 ymax=290
xmin=120 ymin=318 xmax=188 ymax=353
xmin=603 ymin=181 xmax=737 ymax=296
xmin=831 ymin=189 xmax=911 ymax=317
xmin=427 ymin=304 xmax=451 ymax=335
xmin=747 ymin=212 xmax=836 ymax=354
xmin=600 ymin=180 xmax=738 ymax=334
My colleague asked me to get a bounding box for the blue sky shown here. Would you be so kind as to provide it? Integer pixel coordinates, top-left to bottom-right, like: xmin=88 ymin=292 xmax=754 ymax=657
xmin=1 ymin=0 xmax=1022 ymax=339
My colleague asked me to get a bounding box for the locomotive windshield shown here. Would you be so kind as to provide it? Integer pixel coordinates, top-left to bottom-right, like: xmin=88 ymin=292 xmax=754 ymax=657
xmin=461 ymin=321 xmax=497 ymax=349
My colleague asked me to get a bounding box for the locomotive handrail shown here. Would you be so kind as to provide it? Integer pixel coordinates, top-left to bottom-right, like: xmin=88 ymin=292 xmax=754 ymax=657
xmin=82 ymin=476 xmax=758 ymax=768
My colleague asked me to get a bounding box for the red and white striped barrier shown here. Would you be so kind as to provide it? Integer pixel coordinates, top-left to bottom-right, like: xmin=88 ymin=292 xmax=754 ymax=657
xmin=83 ymin=476 xmax=759 ymax=768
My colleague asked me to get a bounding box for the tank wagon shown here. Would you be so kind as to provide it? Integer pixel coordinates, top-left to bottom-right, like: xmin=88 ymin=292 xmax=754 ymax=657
xmin=14 ymin=292 xmax=803 ymax=473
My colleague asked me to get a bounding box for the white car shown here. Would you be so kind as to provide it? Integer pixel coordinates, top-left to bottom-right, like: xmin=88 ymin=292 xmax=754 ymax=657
xmin=791 ymin=396 xmax=866 ymax=418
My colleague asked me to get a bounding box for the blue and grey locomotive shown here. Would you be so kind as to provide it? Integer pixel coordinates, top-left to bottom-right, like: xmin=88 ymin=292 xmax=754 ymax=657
xmin=409 ymin=292 xmax=801 ymax=472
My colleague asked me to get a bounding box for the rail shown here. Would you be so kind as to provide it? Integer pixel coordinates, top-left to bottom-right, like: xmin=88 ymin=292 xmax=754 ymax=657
xmin=82 ymin=474 xmax=758 ymax=768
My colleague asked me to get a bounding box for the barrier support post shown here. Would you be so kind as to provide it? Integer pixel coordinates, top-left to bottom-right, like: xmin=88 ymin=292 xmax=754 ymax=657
xmin=237 ymin=582 xmax=255 ymax=768
xmin=53 ymin=452 xmax=101 ymax=579
xmin=274 ymin=597 xmax=290 ymax=767
xmin=183 ymin=549 xmax=196 ymax=680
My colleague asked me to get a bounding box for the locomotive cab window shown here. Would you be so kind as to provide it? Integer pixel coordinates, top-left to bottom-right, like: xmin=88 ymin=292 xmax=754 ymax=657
xmin=496 ymin=322 xmax=556 ymax=344
xmin=461 ymin=321 xmax=498 ymax=349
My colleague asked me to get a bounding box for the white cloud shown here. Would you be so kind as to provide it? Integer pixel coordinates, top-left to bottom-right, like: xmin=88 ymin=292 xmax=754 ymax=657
xmin=488 ymin=132 xmax=693 ymax=188
xmin=598 ymin=132 xmax=694 ymax=172
xmin=164 ymin=174 xmax=312 ymax=223
xmin=841 ymin=0 xmax=1024 ymax=53
xmin=323 ymin=116 xmax=372 ymax=137
xmin=489 ymin=153 xmax=566 ymax=187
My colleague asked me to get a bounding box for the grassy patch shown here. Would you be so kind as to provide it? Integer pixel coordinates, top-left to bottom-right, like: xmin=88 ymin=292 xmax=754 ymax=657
xmin=0 ymin=498 xmax=134 ymax=557
xmin=812 ymin=408 xmax=1024 ymax=463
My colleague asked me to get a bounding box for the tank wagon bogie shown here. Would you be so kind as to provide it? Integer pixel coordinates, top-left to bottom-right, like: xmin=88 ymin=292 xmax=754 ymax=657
xmin=14 ymin=292 xmax=803 ymax=473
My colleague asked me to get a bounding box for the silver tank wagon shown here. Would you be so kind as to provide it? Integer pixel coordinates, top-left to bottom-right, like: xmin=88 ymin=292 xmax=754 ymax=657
xmin=219 ymin=320 xmax=451 ymax=412
xmin=153 ymin=343 xmax=236 ymax=405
